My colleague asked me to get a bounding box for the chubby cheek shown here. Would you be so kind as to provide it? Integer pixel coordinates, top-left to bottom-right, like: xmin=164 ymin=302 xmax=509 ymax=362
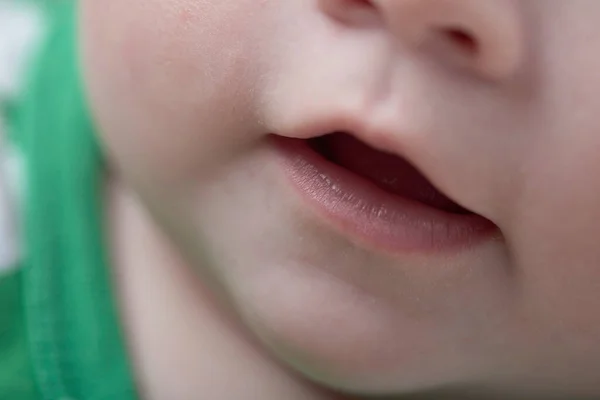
xmin=79 ymin=0 xmax=267 ymax=187
xmin=508 ymin=133 xmax=600 ymax=356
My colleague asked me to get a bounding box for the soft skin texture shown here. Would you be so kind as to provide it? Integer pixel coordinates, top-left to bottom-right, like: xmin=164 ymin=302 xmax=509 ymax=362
xmin=80 ymin=0 xmax=600 ymax=399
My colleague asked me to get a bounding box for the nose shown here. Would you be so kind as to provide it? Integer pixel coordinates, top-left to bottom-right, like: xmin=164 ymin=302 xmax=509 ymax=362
xmin=319 ymin=0 xmax=525 ymax=80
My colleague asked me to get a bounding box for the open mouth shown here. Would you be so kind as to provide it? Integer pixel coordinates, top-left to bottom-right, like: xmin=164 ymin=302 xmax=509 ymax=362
xmin=273 ymin=132 xmax=496 ymax=254
xmin=308 ymin=132 xmax=471 ymax=215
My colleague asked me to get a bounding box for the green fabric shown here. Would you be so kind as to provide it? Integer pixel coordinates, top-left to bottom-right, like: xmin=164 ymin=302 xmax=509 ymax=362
xmin=0 ymin=271 xmax=39 ymax=400
xmin=0 ymin=3 xmax=43 ymax=400
xmin=8 ymin=1 xmax=139 ymax=399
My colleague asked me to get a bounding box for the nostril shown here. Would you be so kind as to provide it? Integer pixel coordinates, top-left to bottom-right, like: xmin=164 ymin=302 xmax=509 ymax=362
xmin=319 ymin=0 xmax=380 ymax=26
xmin=442 ymin=27 xmax=478 ymax=54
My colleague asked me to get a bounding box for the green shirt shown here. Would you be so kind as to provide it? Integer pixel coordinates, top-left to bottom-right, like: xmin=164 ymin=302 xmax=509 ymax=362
xmin=0 ymin=2 xmax=138 ymax=399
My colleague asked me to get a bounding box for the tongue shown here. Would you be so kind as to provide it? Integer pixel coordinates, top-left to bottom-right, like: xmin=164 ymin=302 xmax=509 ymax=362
xmin=319 ymin=133 xmax=468 ymax=214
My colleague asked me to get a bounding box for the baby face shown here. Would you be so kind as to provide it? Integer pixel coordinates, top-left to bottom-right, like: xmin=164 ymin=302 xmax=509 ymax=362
xmin=81 ymin=0 xmax=600 ymax=397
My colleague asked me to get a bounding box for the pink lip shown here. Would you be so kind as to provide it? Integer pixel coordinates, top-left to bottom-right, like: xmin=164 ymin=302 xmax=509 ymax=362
xmin=272 ymin=135 xmax=498 ymax=255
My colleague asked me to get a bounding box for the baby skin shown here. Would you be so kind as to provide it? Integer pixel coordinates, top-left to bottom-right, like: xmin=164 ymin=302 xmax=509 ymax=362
xmin=79 ymin=0 xmax=600 ymax=399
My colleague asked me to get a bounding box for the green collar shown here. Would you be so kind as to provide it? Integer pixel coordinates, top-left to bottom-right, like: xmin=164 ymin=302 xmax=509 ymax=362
xmin=14 ymin=2 xmax=137 ymax=399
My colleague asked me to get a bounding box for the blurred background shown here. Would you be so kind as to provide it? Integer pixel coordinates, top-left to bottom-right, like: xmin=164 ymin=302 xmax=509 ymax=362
xmin=0 ymin=0 xmax=43 ymax=269
xmin=0 ymin=0 xmax=45 ymax=137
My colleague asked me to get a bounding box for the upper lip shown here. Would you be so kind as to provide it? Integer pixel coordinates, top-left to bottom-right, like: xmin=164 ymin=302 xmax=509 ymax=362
xmin=277 ymin=111 xmax=411 ymax=160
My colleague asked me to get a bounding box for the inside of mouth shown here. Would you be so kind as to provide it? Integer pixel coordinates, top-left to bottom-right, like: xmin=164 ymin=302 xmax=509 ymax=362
xmin=308 ymin=132 xmax=471 ymax=214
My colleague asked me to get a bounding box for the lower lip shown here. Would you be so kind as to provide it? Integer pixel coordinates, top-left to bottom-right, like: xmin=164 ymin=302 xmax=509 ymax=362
xmin=272 ymin=136 xmax=498 ymax=255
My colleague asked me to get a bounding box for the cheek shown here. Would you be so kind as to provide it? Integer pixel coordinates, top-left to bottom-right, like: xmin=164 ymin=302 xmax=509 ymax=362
xmin=79 ymin=0 xmax=267 ymax=186
xmin=508 ymin=131 xmax=600 ymax=349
